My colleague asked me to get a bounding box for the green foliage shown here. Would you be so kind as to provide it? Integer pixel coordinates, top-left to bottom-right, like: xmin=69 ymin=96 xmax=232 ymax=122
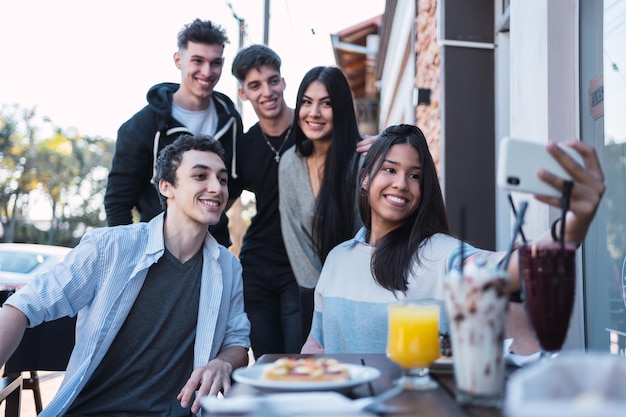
xmin=0 ymin=104 xmax=114 ymax=245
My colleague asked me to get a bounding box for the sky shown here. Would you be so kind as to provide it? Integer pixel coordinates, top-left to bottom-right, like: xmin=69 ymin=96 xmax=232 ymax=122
xmin=1 ymin=0 xmax=385 ymax=139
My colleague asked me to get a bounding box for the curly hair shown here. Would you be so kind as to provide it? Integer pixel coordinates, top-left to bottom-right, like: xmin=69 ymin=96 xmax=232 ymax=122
xmin=153 ymin=134 xmax=226 ymax=209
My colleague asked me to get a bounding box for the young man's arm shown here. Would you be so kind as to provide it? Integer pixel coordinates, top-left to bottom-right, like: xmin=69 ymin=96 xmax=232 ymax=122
xmin=177 ymin=247 xmax=250 ymax=414
xmin=0 ymin=305 xmax=28 ymax=366
xmin=104 ymin=122 xmax=155 ymax=226
xmin=177 ymin=345 xmax=248 ymax=414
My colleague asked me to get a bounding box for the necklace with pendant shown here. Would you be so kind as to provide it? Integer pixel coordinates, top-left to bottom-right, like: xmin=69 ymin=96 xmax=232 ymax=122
xmin=261 ymin=125 xmax=292 ymax=163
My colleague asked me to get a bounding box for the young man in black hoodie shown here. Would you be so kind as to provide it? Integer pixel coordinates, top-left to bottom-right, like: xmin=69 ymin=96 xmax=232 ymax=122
xmin=105 ymin=19 xmax=242 ymax=247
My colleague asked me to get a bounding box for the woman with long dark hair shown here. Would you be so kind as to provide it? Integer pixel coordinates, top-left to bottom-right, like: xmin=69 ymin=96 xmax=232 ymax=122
xmin=278 ymin=66 xmax=364 ymax=343
xmin=302 ymin=124 xmax=605 ymax=353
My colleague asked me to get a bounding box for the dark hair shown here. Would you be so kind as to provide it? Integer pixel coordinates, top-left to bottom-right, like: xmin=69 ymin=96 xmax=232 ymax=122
xmin=177 ymin=19 xmax=228 ymax=50
xmin=292 ymin=66 xmax=362 ymax=262
xmin=231 ymin=44 xmax=282 ymax=81
xmin=359 ymin=124 xmax=450 ymax=292
xmin=154 ymin=134 xmax=226 ymax=209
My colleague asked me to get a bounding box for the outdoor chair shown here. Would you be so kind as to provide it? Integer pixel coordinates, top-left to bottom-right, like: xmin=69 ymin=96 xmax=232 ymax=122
xmin=1 ymin=291 xmax=75 ymax=416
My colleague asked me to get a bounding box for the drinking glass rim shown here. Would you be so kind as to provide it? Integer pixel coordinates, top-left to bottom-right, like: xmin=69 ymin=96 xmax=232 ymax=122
xmin=518 ymin=242 xmax=577 ymax=252
xmin=389 ymin=299 xmax=441 ymax=308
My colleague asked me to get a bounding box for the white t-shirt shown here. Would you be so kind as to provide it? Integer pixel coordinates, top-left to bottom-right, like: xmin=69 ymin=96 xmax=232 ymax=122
xmin=172 ymin=100 xmax=217 ymax=136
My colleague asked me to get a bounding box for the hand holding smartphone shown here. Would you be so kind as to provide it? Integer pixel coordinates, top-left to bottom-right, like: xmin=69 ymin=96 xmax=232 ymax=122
xmin=497 ymin=137 xmax=585 ymax=198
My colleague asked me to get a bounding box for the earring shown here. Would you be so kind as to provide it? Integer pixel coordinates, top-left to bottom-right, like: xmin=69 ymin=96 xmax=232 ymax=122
xmin=360 ymin=187 xmax=368 ymax=196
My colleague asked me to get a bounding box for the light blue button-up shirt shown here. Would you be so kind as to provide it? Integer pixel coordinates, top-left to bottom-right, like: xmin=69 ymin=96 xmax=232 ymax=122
xmin=6 ymin=213 xmax=250 ymax=416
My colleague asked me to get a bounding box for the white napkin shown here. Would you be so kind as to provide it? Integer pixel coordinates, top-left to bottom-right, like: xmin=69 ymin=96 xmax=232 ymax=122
xmin=201 ymin=392 xmax=376 ymax=416
xmin=504 ymin=352 xmax=626 ymax=417
xmin=503 ymin=338 xmax=541 ymax=367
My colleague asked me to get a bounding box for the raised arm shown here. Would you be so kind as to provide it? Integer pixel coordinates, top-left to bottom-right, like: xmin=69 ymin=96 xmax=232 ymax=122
xmin=506 ymin=141 xmax=605 ymax=291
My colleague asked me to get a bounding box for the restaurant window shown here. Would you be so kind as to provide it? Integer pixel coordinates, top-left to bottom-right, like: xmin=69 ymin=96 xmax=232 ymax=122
xmin=581 ymin=0 xmax=626 ymax=353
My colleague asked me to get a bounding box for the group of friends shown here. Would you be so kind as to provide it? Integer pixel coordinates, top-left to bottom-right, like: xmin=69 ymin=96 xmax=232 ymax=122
xmin=0 ymin=19 xmax=606 ymax=417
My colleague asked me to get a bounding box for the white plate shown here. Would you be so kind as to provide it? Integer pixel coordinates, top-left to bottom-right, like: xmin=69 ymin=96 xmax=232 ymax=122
xmin=232 ymin=363 xmax=381 ymax=392
xmin=430 ymin=356 xmax=454 ymax=374
xmin=434 ymin=356 xmax=453 ymax=365
xmin=202 ymin=392 xmax=360 ymax=415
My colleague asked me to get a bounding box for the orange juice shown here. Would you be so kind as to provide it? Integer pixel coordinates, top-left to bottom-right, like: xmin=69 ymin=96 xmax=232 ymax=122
xmin=386 ymin=302 xmax=440 ymax=368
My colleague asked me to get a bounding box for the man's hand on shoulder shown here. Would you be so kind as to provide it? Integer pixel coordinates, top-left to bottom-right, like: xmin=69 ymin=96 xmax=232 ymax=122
xmin=356 ymin=134 xmax=379 ymax=155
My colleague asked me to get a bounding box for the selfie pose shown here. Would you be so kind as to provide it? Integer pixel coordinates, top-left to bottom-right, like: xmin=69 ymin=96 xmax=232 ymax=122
xmin=302 ymin=124 xmax=604 ymax=354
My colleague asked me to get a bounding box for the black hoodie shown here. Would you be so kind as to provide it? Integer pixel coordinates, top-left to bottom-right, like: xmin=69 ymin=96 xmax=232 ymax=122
xmin=104 ymin=82 xmax=242 ymax=247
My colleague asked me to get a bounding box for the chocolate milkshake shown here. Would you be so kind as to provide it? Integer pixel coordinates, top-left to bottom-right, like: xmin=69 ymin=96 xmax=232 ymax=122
xmin=444 ymin=257 xmax=510 ymax=407
xmin=518 ymin=243 xmax=576 ymax=353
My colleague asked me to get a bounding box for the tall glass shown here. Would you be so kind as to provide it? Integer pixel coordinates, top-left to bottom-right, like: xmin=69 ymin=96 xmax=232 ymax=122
xmin=444 ymin=258 xmax=510 ymax=407
xmin=386 ymin=300 xmax=440 ymax=390
xmin=518 ymin=243 xmax=576 ymax=357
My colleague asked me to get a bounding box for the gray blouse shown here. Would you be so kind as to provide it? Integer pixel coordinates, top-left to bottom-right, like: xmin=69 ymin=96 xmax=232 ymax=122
xmin=278 ymin=146 xmax=362 ymax=288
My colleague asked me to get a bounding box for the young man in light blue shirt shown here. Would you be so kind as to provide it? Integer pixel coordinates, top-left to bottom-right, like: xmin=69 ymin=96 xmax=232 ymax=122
xmin=0 ymin=134 xmax=250 ymax=416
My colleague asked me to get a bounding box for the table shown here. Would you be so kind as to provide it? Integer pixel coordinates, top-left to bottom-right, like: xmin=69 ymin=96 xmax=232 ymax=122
xmin=1 ymin=374 xmax=22 ymax=417
xmin=223 ymin=354 xmax=507 ymax=417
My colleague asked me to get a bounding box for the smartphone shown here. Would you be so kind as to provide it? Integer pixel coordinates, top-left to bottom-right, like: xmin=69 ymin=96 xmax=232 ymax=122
xmin=497 ymin=137 xmax=585 ymax=198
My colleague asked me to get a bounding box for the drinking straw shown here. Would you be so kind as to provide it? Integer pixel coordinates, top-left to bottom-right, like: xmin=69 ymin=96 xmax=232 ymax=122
xmin=499 ymin=201 xmax=528 ymax=270
xmin=507 ymin=194 xmax=527 ymax=244
xmin=458 ymin=206 xmax=466 ymax=273
xmin=361 ymin=358 xmax=376 ymax=397
xmin=559 ymin=180 xmax=574 ymax=249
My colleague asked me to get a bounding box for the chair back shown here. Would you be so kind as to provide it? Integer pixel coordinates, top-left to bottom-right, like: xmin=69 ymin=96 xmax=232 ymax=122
xmin=5 ymin=317 xmax=76 ymax=373
xmin=1 ymin=291 xmax=75 ymax=373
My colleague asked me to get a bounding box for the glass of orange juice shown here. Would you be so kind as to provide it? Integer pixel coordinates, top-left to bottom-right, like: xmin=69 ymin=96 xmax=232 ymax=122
xmin=386 ymin=299 xmax=440 ymax=390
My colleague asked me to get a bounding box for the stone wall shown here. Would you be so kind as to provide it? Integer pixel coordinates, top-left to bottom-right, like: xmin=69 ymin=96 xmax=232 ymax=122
xmin=415 ymin=0 xmax=441 ymax=172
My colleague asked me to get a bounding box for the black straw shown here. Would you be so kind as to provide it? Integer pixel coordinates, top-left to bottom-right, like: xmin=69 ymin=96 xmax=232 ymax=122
xmin=499 ymin=201 xmax=528 ymax=270
xmin=507 ymin=194 xmax=527 ymax=244
xmin=361 ymin=358 xmax=376 ymax=397
xmin=459 ymin=206 xmax=466 ymax=272
xmin=559 ymin=181 xmax=574 ymax=248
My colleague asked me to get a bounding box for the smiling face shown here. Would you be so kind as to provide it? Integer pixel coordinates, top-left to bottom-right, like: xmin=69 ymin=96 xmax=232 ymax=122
xmin=159 ymin=149 xmax=228 ymax=228
xmin=366 ymin=143 xmax=422 ymax=244
xmin=174 ymin=41 xmax=224 ymax=105
xmin=298 ymin=80 xmax=333 ymax=143
xmin=238 ymin=65 xmax=287 ymax=121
